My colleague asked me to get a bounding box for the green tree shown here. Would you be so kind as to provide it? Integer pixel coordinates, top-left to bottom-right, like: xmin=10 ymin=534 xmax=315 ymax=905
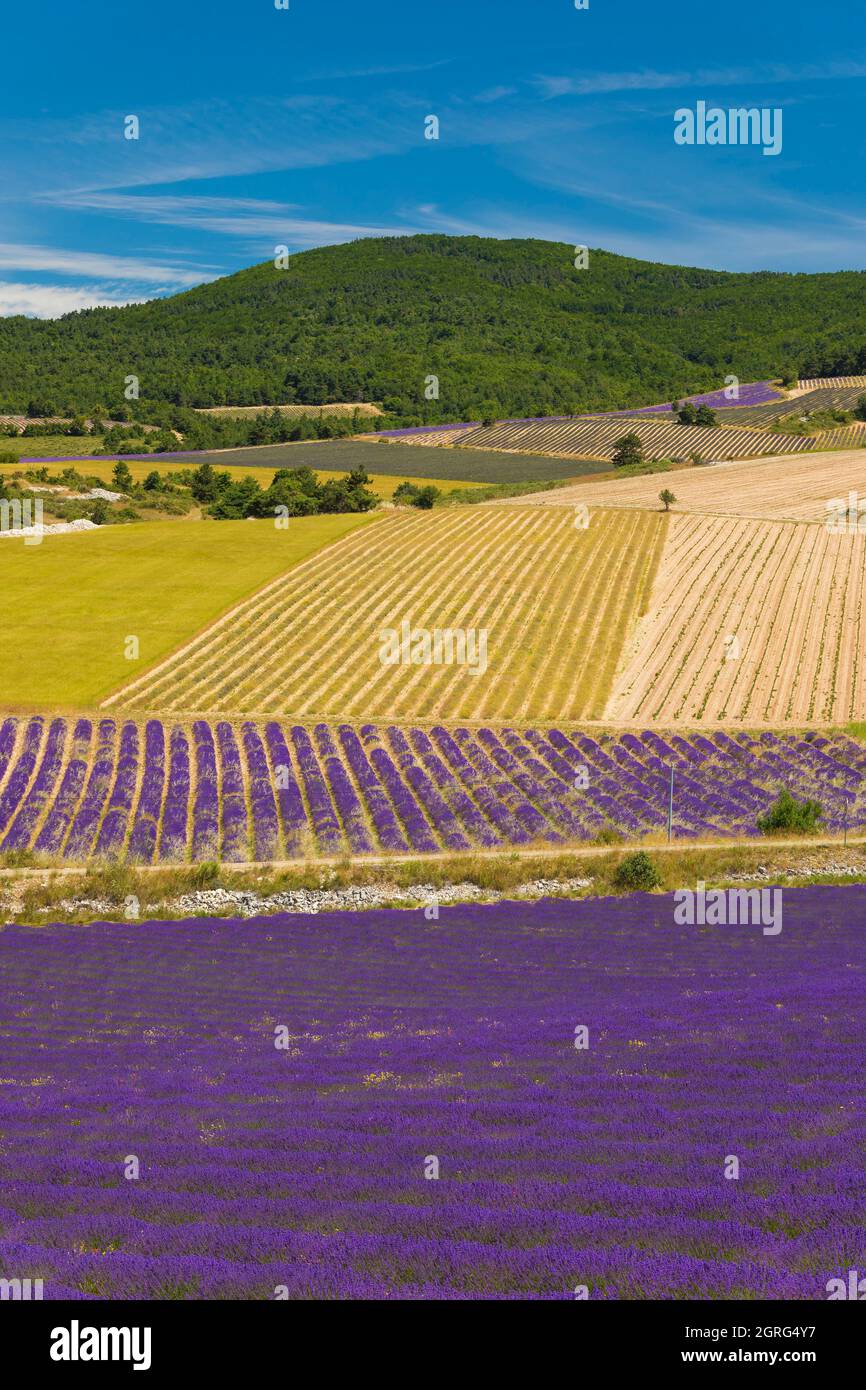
xmin=112 ymin=460 xmax=133 ymax=491
xmin=611 ymin=432 xmax=644 ymax=468
xmin=659 ymin=488 xmax=676 ymax=511
xmin=189 ymin=461 xmax=219 ymax=503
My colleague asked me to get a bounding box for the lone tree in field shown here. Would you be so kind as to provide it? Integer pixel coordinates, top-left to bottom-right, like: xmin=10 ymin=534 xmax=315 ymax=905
xmin=612 ymin=432 xmax=644 ymax=468
xmin=659 ymin=488 xmax=676 ymax=511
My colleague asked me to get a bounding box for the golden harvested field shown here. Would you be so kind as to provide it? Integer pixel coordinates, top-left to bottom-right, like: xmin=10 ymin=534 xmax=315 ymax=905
xmin=104 ymin=505 xmax=667 ymax=721
xmin=519 ymin=448 xmax=866 ymax=523
xmin=607 ymin=513 xmax=866 ymax=725
xmin=797 ymin=376 xmax=866 ymax=392
xmin=807 ymin=424 xmax=866 ymax=451
xmin=385 ymin=426 xmax=481 ymax=447
xmin=193 ymin=402 xmax=382 ymax=418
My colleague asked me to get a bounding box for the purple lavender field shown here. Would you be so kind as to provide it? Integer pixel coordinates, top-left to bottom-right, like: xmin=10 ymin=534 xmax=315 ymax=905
xmin=1 ymin=888 xmax=864 ymax=1300
xmin=376 ymin=382 xmax=783 ymax=435
xmin=595 ymin=380 xmax=784 ymax=417
xmin=1 ymin=718 xmax=865 ymax=862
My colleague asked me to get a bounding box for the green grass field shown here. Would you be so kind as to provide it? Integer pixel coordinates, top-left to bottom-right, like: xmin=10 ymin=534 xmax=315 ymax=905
xmin=0 ymin=513 xmax=376 ymax=709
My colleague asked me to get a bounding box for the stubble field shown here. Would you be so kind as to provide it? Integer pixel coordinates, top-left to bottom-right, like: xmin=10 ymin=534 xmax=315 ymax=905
xmin=106 ymin=507 xmax=667 ymax=721
xmin=607 ymin=513 xmax=866 ymax=724
xmin=521 ymin=448 xmax=866 ymax=524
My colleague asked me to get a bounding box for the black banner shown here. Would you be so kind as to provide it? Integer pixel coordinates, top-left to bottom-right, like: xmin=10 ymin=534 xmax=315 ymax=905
xmin=2 ymin=1298 xmax=859 ymax=1375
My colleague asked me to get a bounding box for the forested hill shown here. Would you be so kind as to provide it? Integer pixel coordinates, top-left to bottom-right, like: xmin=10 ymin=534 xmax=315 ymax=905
xmin=3 ymin=235 xmax=866 ymax=422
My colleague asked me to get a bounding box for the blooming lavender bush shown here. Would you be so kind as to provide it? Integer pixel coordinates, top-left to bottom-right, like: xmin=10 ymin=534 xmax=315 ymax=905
xmin=159 ymin=728 xmax=190 ymax=863
xmin=127 ymin=721 xmax=166 ymax=863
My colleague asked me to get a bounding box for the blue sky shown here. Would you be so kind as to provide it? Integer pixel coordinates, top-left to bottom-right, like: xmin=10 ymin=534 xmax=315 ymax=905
xmin=1 ymin=0 xmax=864 ymax=316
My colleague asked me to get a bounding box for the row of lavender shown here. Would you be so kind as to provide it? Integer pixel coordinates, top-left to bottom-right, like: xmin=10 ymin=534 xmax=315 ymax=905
xmin=0 ymin=717 xmax=863 ymax=862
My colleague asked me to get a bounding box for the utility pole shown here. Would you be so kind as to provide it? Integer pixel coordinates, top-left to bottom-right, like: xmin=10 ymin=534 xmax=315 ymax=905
xmin=668 ymin=765 xmax=674 ymax=843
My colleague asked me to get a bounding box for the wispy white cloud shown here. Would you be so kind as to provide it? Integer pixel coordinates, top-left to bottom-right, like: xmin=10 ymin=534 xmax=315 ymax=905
xmin=0 ymin=280 xmax=147 ymax=317
xmin=0 ymin=242 xmax=206 ymax=286
xmin=1 ymin=94 xmax=417 ymax=204
xmin=472 ymin=85 xmax=518 ymax=104
xmin=47 ymin=193 xmax=421 ymax=244
xmin=412 ymin=198 xmax=866 ymax=273
xmin=535 ymin=58 xmax=866 ymax=99
xmin=303 ymin=58 xmax=454 ymax=82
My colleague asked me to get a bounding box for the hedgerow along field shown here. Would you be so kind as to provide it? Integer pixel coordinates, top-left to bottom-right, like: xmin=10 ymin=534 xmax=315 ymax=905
xmin=0 ymin=514 xmax=375 ymax=710
xmin=105 ymin=507 xmax=667 ymax=721
xmin=0 ymin=716 xmax=863 ymax=863
xmin=608 ymin=513 xmax=866 ymax=725
xmin=2 ymin=888 xmax=864 ymax=1298
xmin=0 ymin=458 xmax=488 ymax=503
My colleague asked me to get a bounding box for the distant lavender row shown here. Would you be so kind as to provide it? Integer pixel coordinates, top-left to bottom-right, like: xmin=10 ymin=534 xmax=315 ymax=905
xmin=0 ymin=717 xmax=864 ymax=862
xmin=376 ymin=416 xmax=572 ymax=437
xmin=589 ymin=381 xmax=783 ymax=417
xmin=2 ymin=889 xmax=864 ymax=1298
xmin=375 ymin=383 xmax=783 ymax=438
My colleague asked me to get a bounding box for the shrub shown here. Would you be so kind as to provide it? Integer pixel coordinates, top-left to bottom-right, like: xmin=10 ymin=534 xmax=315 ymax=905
xmin=393 ymin=482 xmax=441 ymax=509
xmin=413 ymin=485 xmax=440 ymax=509
xmin=757 ymin=789 xmax=823 ymax=835
xmin=190 ymin=861 xmax=220 ymax=888
xmin=613 ymin=850 xmax=661 ymax=891
xmin=593 ymin=825 xmax=625 ymax=846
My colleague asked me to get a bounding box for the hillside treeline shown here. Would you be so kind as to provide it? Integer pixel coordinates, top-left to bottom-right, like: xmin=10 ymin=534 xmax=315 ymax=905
xmin=2 ymin=236 xmax=866 ymax=423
